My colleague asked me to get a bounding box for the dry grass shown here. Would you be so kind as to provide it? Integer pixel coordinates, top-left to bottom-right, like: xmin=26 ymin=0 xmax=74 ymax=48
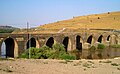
xmin=39 ymin=11 xmax=120 ymax=30
xmin=13 ymin=11 xmax=120 ymax=34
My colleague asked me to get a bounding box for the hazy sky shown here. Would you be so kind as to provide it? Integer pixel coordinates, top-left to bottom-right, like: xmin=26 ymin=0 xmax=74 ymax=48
xmin=0 ymin=0 xmax=120 ymax=28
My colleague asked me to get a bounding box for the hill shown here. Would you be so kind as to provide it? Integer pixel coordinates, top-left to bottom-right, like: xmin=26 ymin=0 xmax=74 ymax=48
xmin=0 ymin=25 xmax=19 ymax=33
xmin=39 ymin=11 xmax=120 ymax=30
xmin=38 ymin=12 xmax=120 ymax=30
xmin=13 ymin=11 xmax=120 ymax=34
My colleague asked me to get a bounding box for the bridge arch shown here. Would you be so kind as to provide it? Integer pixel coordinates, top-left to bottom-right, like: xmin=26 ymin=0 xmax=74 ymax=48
xmin=107 ymin=35 xmax=111 ymax=41
xmin=98 ymin=35 xmax=103 ymax=43
xmin=26 ymin=37 xmax=39 ymax=49
xmin=76 ymin=35 xmax=83 ymax=51
xmin=0 ymin=37 xmax=18 ymax=58
xmin=87 ymin=35 xmax=94 ymax=44
xmin=62 ymin=37 xmax=71 ymax=52
xmin=46 ymin=37 xmax=55 ymax=48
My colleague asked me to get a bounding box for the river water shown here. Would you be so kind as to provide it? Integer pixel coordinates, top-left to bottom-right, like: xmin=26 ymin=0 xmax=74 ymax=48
xmin=1 ymin=42 xmax=6 ymax=58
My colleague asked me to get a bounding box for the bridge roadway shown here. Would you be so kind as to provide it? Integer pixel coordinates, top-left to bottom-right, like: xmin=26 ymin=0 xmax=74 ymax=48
xmin=0 ymin=31 xmax=120 ymax=58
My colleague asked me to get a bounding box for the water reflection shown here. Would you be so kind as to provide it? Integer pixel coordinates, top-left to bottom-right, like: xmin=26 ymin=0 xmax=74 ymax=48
xmin=1 ymin=42 xmax=6 ymax=58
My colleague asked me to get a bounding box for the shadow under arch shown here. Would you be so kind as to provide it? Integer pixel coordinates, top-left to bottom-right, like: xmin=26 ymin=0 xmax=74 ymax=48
xmin=76 ymin=35 xmax=83 ymax=51
xmin=107 ymin=35 xmax=111 ymax=41
xmin=87 ymin=35 xmax=94 ymax=44
xmin=26 ymin=37 xmax=39 ymax=49
xmin=98 ymin=35 xmax=103 ymax=43
xmin=46 ymin=37 xmax=54 ymax=48
xmin=62 ymin=37 xmax=71 ymax=52
xmin=0 ymin=37 xmax=18 ymax=58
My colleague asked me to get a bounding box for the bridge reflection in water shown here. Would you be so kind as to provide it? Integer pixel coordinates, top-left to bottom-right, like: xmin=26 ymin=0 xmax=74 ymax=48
xmin=1 ymin=42 xmax=6 ymax=58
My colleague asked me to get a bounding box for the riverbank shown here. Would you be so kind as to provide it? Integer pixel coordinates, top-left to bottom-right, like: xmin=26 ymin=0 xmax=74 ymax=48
xmin=0 ymin=58 xmax=120 ymax=74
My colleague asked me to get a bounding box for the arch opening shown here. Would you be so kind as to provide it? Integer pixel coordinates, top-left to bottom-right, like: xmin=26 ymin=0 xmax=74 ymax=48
xmin=107 ymin=35 xmax=110 ymax=41
xmin=26 ymin=38 xmax=36 ymax=49
xmin=76 ymin=35 xmax=82 ymax=51
xmin=87 ymin=35 xmax=93 ymax=44
xmin=46 ymin=37 xmax=54 ymax=48
xmin=98 ymin=35 xmax=103 ymax=43
xmin=63 ymin=37 xmax=69 ymax=52
xmin=1 ymin=38 xmax=18 ymax=58
xmin=1 ymin=38 xmax=15 ymax=58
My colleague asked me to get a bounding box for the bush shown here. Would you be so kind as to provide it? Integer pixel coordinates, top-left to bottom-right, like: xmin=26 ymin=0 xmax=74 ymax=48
xmin=19 ymin=44 xmax=76 ymax=60
xmin=98 ymin=17 xmax=100 ymax=19
xmin=110 ymin=44 xmax=120 ymax=48
xmin=97 ymin=43 xmax=105 ymax=49
xmin=108 ymin=12 xmax=110 ymax=14
xmin=53 ymin=43 xmax=65 ymax=52
xmin=59 ymin=53 xmax=76 ymax=60
xmin=19 ymin=47 xmax=41 ymax=59
xmin=0 ymin=29 xmax=14 ymax=33
xmin=53 ymin=43 xmax=76 ymax=60
xmin=19 ymin=46 xmax=52 ymax=59
xmin=39 ymin=45 xmax=53 ymax=59
xmin=19 ymin=52 xmax=29 ymax=58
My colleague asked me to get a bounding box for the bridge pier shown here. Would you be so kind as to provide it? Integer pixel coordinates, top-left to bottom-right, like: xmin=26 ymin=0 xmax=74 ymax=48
xmin=117 ymin=35 xmax=120 ymax=44
xmin=110 ymin=35 xmax=117 ymax=45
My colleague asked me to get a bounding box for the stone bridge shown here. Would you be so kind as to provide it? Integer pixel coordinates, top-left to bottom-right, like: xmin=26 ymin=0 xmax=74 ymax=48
xmin=0 ymin=31 xmax=120 ymax=58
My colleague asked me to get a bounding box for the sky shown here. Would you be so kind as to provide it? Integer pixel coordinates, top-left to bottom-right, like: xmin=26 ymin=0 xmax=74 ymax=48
xmin=0 ymin=0 xmax=120 ymax=28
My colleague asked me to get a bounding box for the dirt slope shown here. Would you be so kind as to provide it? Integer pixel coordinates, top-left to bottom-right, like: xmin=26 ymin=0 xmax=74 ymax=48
xmin=12 ymin=11 xmax=120 ymax=34
xmin=39 ymin=11 xmax=120 ymax=30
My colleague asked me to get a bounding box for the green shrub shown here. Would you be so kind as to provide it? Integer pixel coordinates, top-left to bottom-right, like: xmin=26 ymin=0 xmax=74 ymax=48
xmin=20 ymin=47 xmax=47 ymax=59
xmin=19 ymin=53 xmax=29 ymax=58
xmin=97 ymin=43 xmax=105 ymax=49
xmin=39 ymin=46 xmax=53 ymax=59
xmin=19 ymin=49 xmax=29 ymax=58
xmin=0 ymin=29 xmax=14 ymax=33
xmin=53 ymin=43 xmax=66 ymax=52
xmin=59 ymin=53 xmax=76 ymax=60
xmin=19 ymin=44 xmax=76 ymax=60
xmin=110 ymin=44 xmax=120 ymax=48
